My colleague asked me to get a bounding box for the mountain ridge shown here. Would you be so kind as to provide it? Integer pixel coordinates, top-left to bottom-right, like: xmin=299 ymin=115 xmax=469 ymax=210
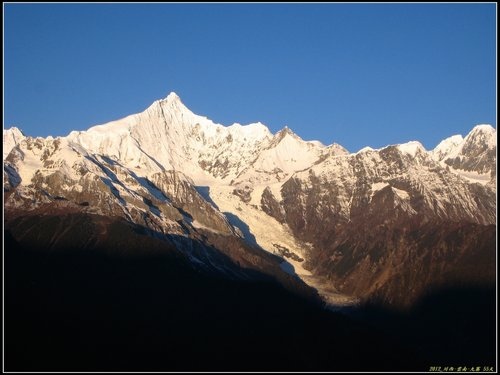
xmin=4 ymin=93 xmax=495 ymax=185
xmin=3 ymin=91 xmax=497 ymax=309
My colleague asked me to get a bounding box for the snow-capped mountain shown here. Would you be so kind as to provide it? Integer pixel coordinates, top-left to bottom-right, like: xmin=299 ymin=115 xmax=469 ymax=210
xmin=64 ymin=92 xmax=276 ymax=184
xmin=431 ymin=134 xmax=465 ymax=161
xmin=3 ymin=92 xmax=496 ymax=308
xmin=431 ymin=124 xmax=496 ymax=189
xmin=3 ymin=126 xmax=24 ymax=159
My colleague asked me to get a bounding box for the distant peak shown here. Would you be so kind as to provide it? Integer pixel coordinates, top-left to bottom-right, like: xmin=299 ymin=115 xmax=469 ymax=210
xmin=4 ymin=126 xmax=25 ymax=137
xmin=276 ymin=126 xmax=295 ymax=136
xmin=464 ymin=124 xmax=496 ymax=149
xmin=356 ymin=146 xmax=375 ymax=154
xmin=430 ymin=134 xmax=464 ymax=161
xmin=465 ymin=124 xmax=496 ymax=143
xmin=433 ymin=134 xmax=464 ymax=149
xmin=165 ymin=91 xmax=180 ymax=102
xmin=396 ymin=141 xmax=426 ymax=157
xmin=155 ymin=91 xmax=182 ymax=107
xmin=470 ymin=124 xmax=495 ymax=134
xmin=325 ymin=142 xmax=348 ymax=155
xmin=155 ymin=91 xmax=192 ymax=113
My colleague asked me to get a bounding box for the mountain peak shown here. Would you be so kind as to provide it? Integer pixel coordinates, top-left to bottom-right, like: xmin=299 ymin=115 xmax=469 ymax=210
xmin=4 ymin=126 xmax=24 ymax=137
xmin=355 ymin=146 xmax=376 ymax=154
xmin=396 ymin=141 xmax=426 ymax=157
xmin=275 ymin=125 xmax=297 ymax=138
xmin=465 ymin=124 xmax=496 ymax=142
xmin=3 ymin=126 xmax=26 ymax=159
xmin=470 ymin=124 xmax=495 ymax=134
xmin=431 ymin=134 xmax=464 ymax=161
xmin=463 ymin=123 xmax=496 ymax=152
xmin=157 ymin=91 xmax=184 ymax=107
xmin=156 ymin=91 xmax=193 ymax=115
xmin=269 ymin=126 xmax=302 ymax=146
xmin=165 ymin=91 xmax=181 ymax=102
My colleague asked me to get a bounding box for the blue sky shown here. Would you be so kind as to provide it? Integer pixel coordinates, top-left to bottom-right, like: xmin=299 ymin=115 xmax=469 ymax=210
xmin=4 ymin=3 xmax=496 ymax=152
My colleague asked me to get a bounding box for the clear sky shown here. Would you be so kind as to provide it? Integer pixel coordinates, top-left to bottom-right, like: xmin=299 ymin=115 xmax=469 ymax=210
xmin=3 ymin=3 xmax=496 ymax=152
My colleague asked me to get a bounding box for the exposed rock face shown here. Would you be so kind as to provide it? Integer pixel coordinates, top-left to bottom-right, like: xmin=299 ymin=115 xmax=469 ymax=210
xmin=3 ymin=136 xmax=311 ymax=295
xmin=267 ymin=141 xmax=496 ymax=307
xmin=3 ymin=92 xmax=496 ymax=309
xmin=306 ymin=219 xmax=495 ymax=308
xmin=431 ymin=125 xmax=497 ymax=190
xmin=438 ymin=125 xmax=496 ymax=173
xmin=3 ymin=126 xmax=25 ymax=159
xmin=150 ymin=170 xmax=233 ymax=235
xmin=232 ymin=185 xmax=253 ymax=203
xmin=260 ymin=186 xmax=286 ymax=223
